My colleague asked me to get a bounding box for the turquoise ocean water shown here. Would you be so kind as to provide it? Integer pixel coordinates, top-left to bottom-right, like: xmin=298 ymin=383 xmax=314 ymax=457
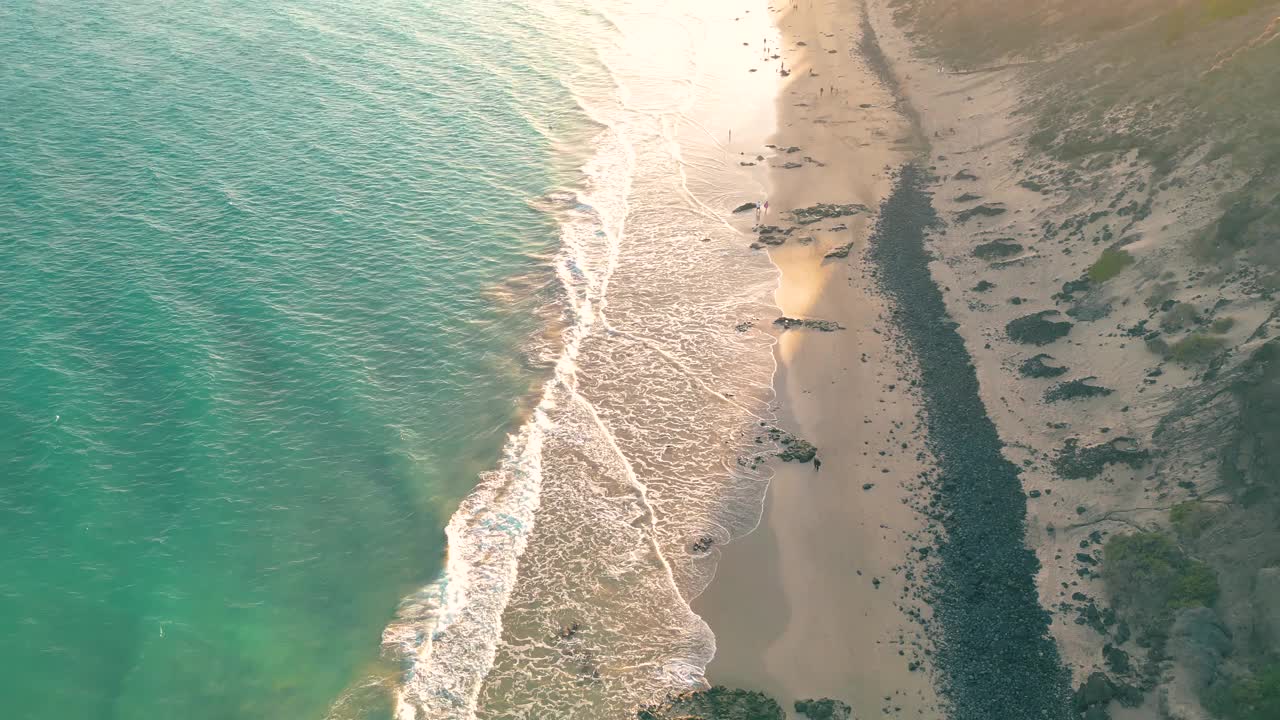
xmin=0 ymin=2 xmax=606 ymax=718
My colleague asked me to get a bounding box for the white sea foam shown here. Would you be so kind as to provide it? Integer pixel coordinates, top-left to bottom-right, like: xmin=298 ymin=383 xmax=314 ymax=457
xmin=385 ymin=0 xmax=783 ymax=716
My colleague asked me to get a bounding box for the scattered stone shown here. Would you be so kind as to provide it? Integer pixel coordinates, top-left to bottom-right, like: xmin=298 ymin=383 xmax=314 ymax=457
xmin=1019 ymin=354 xmax=1068 ymax=378
xmin=955 ymin=204 xmax=1008 ymax=222
xmin=1044 ymin=377 xmax=1114 ymax=403
xmin=774 ymin=317 xmax=844 ymax=332
xmin=734 ymin=321 xmax=754 ymax=332
xmin=690 ymin=536 xmax=714 ymax=554
xmin=794 ymin=698 xmax=852 ymax=720
xmin=1053 ymin=437 xmax=1151 ymax=479
xmin=1006 ymin=310 xmax=1073 ymax=345
xmin=972 ymin=238 xmax=1024 ymax=259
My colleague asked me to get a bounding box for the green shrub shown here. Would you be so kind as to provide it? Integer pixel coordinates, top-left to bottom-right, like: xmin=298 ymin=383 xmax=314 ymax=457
xmin=1104 ymin=532 xmax=1219 ymax=628
xmin=1170 ymin=334 xmax=1227 ymax=364
xmin=1203 ymin=0 xmax=1269 ymax=21
xmin=1170 ymin=501 xmax=1215 ymax=538
xmin=1088 ymin=248 xmax=1136 ymax=282
xmin=1173 ymin=561 xmax=1221 ymax=608
xmin=1204 ymin=664 xmax=1280 ymax=720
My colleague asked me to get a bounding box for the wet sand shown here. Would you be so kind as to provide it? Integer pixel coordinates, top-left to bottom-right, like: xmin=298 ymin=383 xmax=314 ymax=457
xmin=692 ymin=0 xmax=942 ymax=716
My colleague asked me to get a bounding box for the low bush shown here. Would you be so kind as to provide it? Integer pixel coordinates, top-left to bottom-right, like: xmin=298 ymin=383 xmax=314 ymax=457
xmin=1088 ymin=248 xmax=1136 ymax=282
xmin=1170 ymin=334 xmax=1227 ymax=364
xmin=1103 ymin=532 xmax=1219 ymax=630
xmin=1204 ymin=664 xmax=1280 ymax=720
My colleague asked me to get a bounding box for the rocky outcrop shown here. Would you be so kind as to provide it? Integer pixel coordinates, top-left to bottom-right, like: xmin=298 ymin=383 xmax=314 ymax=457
xmin=788 ymin=202 xmax=868 ymax=224
xmin=794 ymin=698 xmax=852 ymax=720
xmin=774 ymin=317 xmax=844 ymax=332
xmin=1020 ymin=354 xmax=1068 ymax=378
xmin=638 ymin=687 xmax=784 ymax=720
xmin=1044 ymin=377 xmax=1113 ymax=403
xmin=972 ymin=238 xmax=1024 ymax=259
xmin=1054 ymin=437 xmax=1150 ymax=479
xmin=1007 ymin=311 xmax=1073 ymax=345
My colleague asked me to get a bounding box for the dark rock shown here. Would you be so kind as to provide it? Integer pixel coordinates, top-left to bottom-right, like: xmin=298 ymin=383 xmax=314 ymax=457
xmin=781 ymin=162 xmax=803 ymax=169
xmin=973 ymin=280 xmax=996 ymax=292
xmin=1073 ymin=672 xmax=1114 ymax=713
xmin=1018 ymin=179 xmax=1047 ymax=193
xmin=1019 ymin=354 xmax=1068 ymax=378
xmin=955 ymin=192 xmax=982 ymax=202
xmin=955 ymin=204 xmax=1007 ymax=222
xmin=776 ymin=439 xmax=817 ymax=463
xmin=1007 ymin=311 xmax=1073 ymax=345
xmin=690 ymin=536 xmax=714 ymax=554
xmin=732 ymin=202 xmax=758 ymax=213
xmin=1102 ymin=644 xmax=1130 ymax=674
xmin=955 ymin=169 xmax=978 ymax=180
xmin=973 ymin=238 xmax=1024 ymax=259
xmin=788 ymin=203 xmax=869 ymax=225
xmin=1053 ymin=437 xmax=1151 ymax=479
xmin=824 ymin=242 xmax=854 ymax=259
xmin=774 ymin=317 xmax=844 ymax=332
xmin=1044 ymin=377 xmax=1114 ymax=403
xmin=639 ymin=687 xmax=784 ymax=720
xmin=794 ymin=698 xmax=852 ymax=720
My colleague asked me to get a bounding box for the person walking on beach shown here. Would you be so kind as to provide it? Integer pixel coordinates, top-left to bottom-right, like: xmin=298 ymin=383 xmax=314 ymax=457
xmin=754 ymin=201 xmax=761 ymax=224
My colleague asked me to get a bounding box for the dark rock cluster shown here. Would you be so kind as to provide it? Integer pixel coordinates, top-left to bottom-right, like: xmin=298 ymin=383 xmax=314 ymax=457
xmin=1019 ymin=353 xmax=1068 ymax=378
xmin=774 ymin=317 xmax=844 ymax=332
xmin=794 ymin=697 xmax=852 ymax=720
xmin=1007 ymin=310 xmax=1073 ymax=345
xmin=868 ymin=165 xmax=1073 ymax=719
xmin=637 ymin=687 xmax=784 ymax=720
xmin=1053 ymin=437 xmax=1151 ymax=479
xmin=788 ymin=202 xmax=868 ymax=225
xmin=1044 ymin=377 xmax=1114 ymax=403
xmin=972 ymin=238 xmax=1024 ymax=259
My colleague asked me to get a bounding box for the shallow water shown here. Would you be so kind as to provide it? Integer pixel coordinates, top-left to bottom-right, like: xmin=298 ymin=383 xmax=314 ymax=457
xmin=1 ymin=2 xmax=584 ymax=717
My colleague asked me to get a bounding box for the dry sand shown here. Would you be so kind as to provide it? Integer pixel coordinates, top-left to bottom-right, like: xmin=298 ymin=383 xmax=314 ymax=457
xmin=692 ymin=1 xmax=943 ymax=716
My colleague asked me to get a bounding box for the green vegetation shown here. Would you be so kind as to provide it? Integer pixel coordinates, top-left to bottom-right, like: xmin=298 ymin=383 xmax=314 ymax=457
xmin=1204 ymin=0 xmax=1272 ymax=21
xmin=1087 ymin=248 xmax=1136 ymax=282
xmin=1205 ymin=665 xmax=1280 ymax=720
xmin=1170 ymin=333 xmax=1228 ymax=364
xmin=1170 ymin=501 xmax=1216 ymax=538
xmin=1103 ymin=532 xmax=1219 ymax=630
xmin=1211 ymin=317 xmax=1237 ymax=334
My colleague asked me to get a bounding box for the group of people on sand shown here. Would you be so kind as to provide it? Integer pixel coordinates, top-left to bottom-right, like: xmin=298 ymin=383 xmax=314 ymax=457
xmin=753 ymin=199 xmax=770 ymax=223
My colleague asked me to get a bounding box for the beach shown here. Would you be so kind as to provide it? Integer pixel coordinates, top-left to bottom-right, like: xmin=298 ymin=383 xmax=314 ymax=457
xmin=694 ymin=0 xmax=942 ymax=716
